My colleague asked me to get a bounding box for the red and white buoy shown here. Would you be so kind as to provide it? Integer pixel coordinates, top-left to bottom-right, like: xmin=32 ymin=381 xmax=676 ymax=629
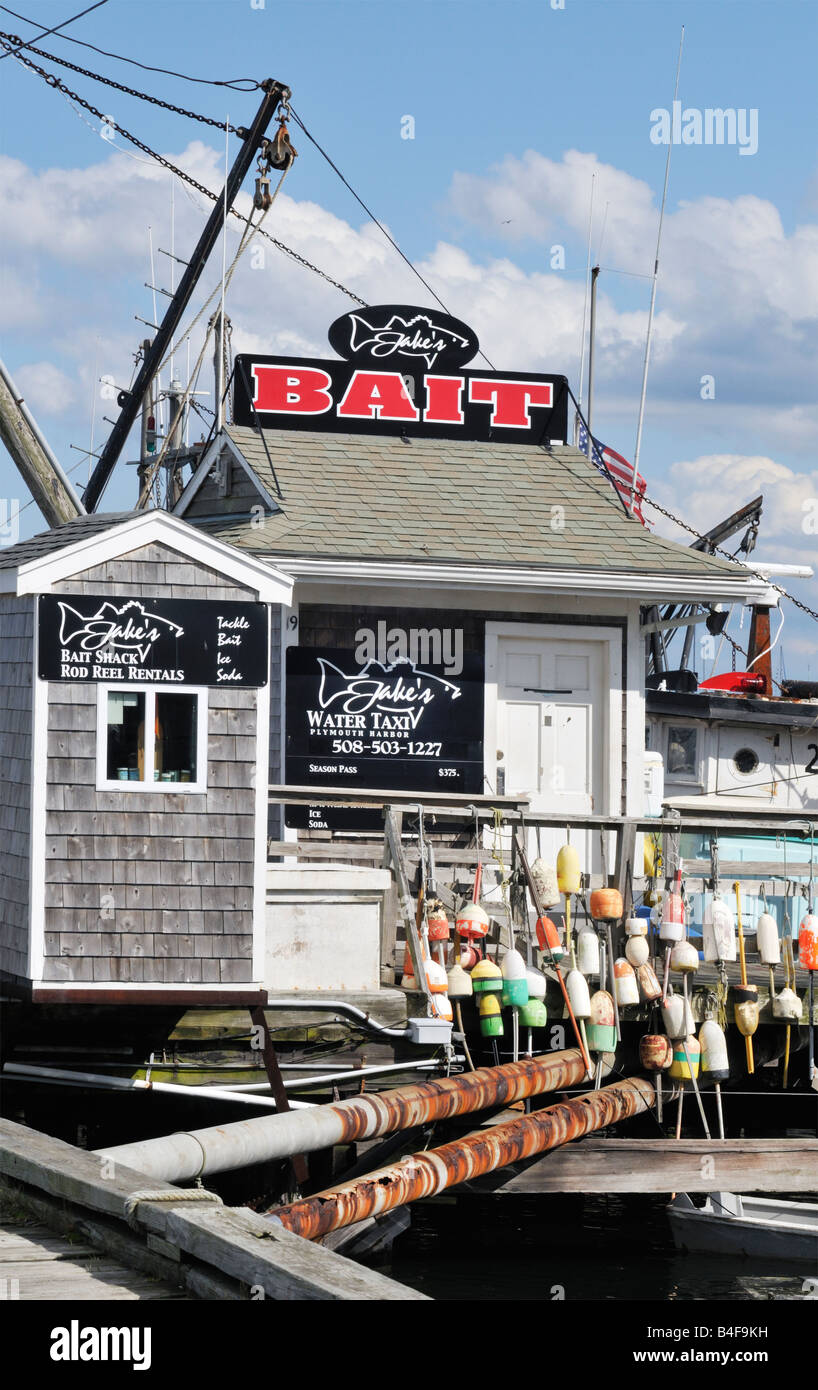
xmin=613 ymin=957 xmax=639 ymax=1008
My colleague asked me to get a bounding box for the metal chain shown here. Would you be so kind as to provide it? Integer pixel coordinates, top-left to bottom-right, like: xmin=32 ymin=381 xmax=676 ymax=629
xmin=1 ymin=36 xmax=367 ymax=306
xmin=0 ymin=29 xmax=248 ymax=133
xmin=643 ymin=492 xmax=818 ymax=627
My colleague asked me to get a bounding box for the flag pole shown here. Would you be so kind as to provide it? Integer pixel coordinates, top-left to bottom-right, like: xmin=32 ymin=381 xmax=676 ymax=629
xmin=576 ymin=172 xmax=596 ymax=442
xmin=631 ymin=26 xmax=684 ymax=514
xmin=586 ymin=264 xmax=600 ymax=456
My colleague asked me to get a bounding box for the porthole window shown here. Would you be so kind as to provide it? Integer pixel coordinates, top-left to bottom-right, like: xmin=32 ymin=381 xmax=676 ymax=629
xmin=733 ymin=747 xmax=759 ymax=776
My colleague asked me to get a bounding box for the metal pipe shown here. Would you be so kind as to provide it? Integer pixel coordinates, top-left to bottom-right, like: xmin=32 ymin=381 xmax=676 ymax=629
xmin=2 ymin=1063 xmax=315 ymax=1109
xmin=268 ymin=1076 xmax=656 ymax=1240
xmin=94 ymin=1050 xmax=591 ymax=1183
xmin=219 ymin=1058 xmax=466 ymax=1092
xmin=263 ymin=997 xmax=412 ymax=1039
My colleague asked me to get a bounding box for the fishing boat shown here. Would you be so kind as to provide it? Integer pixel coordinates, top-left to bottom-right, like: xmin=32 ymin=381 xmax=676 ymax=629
xmin=668 ymin=1191 xmax=818 ymax=1263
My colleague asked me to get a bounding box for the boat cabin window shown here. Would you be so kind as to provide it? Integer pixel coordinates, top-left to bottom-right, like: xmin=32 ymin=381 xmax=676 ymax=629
xmin=666 ymin=725 xmax=698 ymax=778
xmin=97 ymin=686 xmax=208 ymax=793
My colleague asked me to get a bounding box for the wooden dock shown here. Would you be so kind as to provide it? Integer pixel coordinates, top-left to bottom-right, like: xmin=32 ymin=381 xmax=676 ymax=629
xmin=0 ymin=1208 xmax=185 ymax=1300
xmin=0 ymin=1119 xmax=428 ymax=1300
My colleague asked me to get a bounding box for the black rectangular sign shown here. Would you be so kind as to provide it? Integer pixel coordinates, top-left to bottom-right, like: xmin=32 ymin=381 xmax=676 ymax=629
xmin=38 ymin=594 xmax=269 ymax=687
xmin=234 ymin=355 xmax=569 ymax=447
xmin=284 ymin=645 xmax=484 ymax=830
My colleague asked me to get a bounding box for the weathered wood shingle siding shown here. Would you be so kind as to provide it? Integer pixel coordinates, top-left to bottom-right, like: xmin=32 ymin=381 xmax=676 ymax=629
xmin=41 ymin=542 xmax=260 ymax=984
xmin=0 ymin=596 xmax=34 ymax=981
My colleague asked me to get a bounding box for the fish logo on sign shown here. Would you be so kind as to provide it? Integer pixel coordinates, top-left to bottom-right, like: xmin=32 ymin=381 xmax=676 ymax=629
xmin=57 ymin=599 xmax=184 ymax=661
xmin=316 ymin=656 xmax=461 ymax=720
xmin=328 ymin=303 xmax=479 ymax=372
xmin=346 ymin=313 xmax=470 ymax=370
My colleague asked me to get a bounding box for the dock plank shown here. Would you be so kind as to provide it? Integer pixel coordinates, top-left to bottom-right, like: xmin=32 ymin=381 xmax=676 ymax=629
xmin=462 ymin=1138 xmax=818 ymax=1195
xmin=0 ymin=1220 xmax=185 ymax=1299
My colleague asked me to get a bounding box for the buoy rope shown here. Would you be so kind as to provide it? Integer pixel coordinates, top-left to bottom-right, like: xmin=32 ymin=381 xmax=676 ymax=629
xmin=124 ymin=1187 xmax=223 ymax=1229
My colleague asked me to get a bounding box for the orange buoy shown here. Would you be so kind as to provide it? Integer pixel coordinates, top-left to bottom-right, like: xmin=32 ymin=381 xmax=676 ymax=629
xmin=535 ymin=915 xmax=565 ymax=963
xmin=456 ymin=902 xmax=489 ymax=941
xmin=799 ymin=913 xmax=818 ymax=971
xmin=427 ymin=905 xmax=451 ymax=941
xmin=589 ymin=888 xmax=623 ymax=922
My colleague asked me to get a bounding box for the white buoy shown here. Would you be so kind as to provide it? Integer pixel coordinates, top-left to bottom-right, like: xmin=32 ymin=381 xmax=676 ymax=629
xmin=577 ymin=926 xmax=600 ymax=977
xmin=772 ymin=986 xmax=801 ymax=1022
xmin=703 ymin=895 xmax=737 ymax=962
xmin=625 ymin=916 xmax=648 ymax=937
xmin=531 ymin=857 xmax=560 ymax=908
xmin=670 ymin=940 xmax=699 ymax=974
xmin=699 ymin=1019 xmax=729 ymax=1082
xmin=566 ymin=968 xmax=591 ymax=1020
xmin=662 ymin=990 xmax=695 ymax=1039
xmin=613 ymin=958 xmax=639 ymax=1007
xmin=625 ymin=935 xmax=649 ymax=967
xmin=526 ymin=966 xmax=547 ymax=1001
xmin=757 ymin=911 xmax=780 ymax=966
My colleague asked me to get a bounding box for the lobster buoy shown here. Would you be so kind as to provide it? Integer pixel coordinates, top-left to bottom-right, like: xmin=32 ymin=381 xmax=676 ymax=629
xmin=613 ymin=957 xmax=639 ymax=1007
xmin=434 ymin=993 xmax=454 ymax=1022
xmin=660 ymin=888 xmax=685 ymax=941
xmin=531 ymin=857 xmax=560 ymax=908
xmin=536 ymin=915 xmax=565 ymax=963
xmin=427 ymin=904 xmax=451 ymax=941
xmin=577 ymin=926 xmax=600 ymax=977
xmin=669 ymin=1035 xmax=701 ymax=1081
xmin=519 ymin=997 xmax=548 ymax=1029
xmin=699 ymin=1019 xmax=729 ymax=1082
xmin=625 ymin=916 xmax=648 ymax=937
xmin=501 ymin=949 xmax=529 ymax=1007
xmin=424 ymin=957 xmax=449 ymax=994
xmin=447 ymin=962 xmax=473 ymax=998
xmin=479 ymin=994 xmax=503 ymax=1038
xmin=401 ymin=939 xmax=423 ymax=989
xmin=586 ymin=990 xmax=617 ymax=1052
xmin=526 ymin=967 xmax=547 ymax=1001
xmin=670 ymin=940 xmax=699 ymax=974
xmin=734 ymin=983 xmax=760 ymax=1042
xmin=639 ymin=1034 xmax=673 ymax=1071
xmin=557 ymin=844 xmax=581 ymax=894
xmin=471 ymin=959 xmax=503 ymax=995
xmin=772 ymin=985 xmax=801 ymax=1022
xmin=703 ymin=895 xmax=737 ymax=962
xmin=589 ymin=888 xmax=623 ymax=922
xmin=459 ymin=943 xmax=480 ymax=970
xmin=566 ymin=968 xmax=591 ymax=1019
xmin=662 ymin=990 xmax=695 ymax=1039
xmin=799 ymin=913 xmax=818 ymax=971
xmin=756 ymin=911 xmax=780 ymax=966
xmin=636 ymin=961 xmax=663 ymax=1002
xmin=625 ymin=935 xmax=649 ymax=968
xmin=456 ymin=901 xmax=490 ymax=941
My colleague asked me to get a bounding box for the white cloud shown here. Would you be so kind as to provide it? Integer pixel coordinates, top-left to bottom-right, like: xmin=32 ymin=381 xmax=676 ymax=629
xmin=14 ymin=361 xmax=77 ymax=416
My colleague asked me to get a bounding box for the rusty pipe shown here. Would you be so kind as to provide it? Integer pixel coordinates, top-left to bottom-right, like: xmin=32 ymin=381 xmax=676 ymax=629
xmin=95 ymin=1050 xmax=590 ymax=1182
xmin=267 ymin=1075 xmax=655 ymax=1241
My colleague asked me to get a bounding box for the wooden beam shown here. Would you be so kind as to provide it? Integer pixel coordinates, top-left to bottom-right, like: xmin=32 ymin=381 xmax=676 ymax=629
xmin=461 ymin=1138 xmax=818 ymax=1195
xmin=0 ymin=1119 xmax=427 ymax=1300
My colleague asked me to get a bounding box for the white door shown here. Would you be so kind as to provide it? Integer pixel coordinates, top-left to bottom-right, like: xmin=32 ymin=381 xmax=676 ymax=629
xmin=490 ymin=629 xmax=611 ymax=878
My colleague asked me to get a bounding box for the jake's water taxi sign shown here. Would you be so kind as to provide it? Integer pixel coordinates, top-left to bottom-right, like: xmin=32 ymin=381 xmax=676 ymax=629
xmin=233 ymin=303 xmax=568 ymax=445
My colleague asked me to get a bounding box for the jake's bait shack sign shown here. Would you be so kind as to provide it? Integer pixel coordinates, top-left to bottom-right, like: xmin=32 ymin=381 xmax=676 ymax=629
xmin=38 ymin=595 xmax=268 ymax=685
xmin=234 ymin=303 xmax=569 ymax=445
xmin=285 ymin=640 xmax=484 ymax=829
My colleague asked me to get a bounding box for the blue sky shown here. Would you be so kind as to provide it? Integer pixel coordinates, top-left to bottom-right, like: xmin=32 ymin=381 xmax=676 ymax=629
xmin=1 ymin=0 xmax=817 ymax=670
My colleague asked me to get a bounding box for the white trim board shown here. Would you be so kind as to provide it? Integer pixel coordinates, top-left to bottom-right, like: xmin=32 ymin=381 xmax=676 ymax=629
xmin=2 ymin=510 xmax=293 ymax=604
xmin=95 ymin=683 xmax=209 ymax=794
xmin=252 ymin=608 xmax=273 ymax=980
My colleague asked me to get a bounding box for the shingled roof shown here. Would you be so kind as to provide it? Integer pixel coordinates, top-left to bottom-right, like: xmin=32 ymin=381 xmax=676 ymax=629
xmin=0 ymin=512 xmax=135 ymax=569
xmin=179 ymin=426 xmax=751 ymax=582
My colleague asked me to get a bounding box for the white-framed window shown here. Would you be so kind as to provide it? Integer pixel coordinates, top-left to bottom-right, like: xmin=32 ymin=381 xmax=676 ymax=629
xmin=96 ymin=684 xmax=209 ymax=793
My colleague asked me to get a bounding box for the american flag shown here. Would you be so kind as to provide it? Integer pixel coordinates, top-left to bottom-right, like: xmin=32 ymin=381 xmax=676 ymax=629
xmin=577 ymin=420 xmax=647 ymax=524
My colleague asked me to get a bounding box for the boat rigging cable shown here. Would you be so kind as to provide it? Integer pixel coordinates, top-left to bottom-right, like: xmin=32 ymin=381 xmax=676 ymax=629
xmin=0 ymin=2 xmax=259 ymax=88
xmin=288 ymin=105 xmax=497 ymax=373
xmin=0 ymin=34 xmax=367 ymax=307
xmin=0 ymin=0 xmax=107 ymax=61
